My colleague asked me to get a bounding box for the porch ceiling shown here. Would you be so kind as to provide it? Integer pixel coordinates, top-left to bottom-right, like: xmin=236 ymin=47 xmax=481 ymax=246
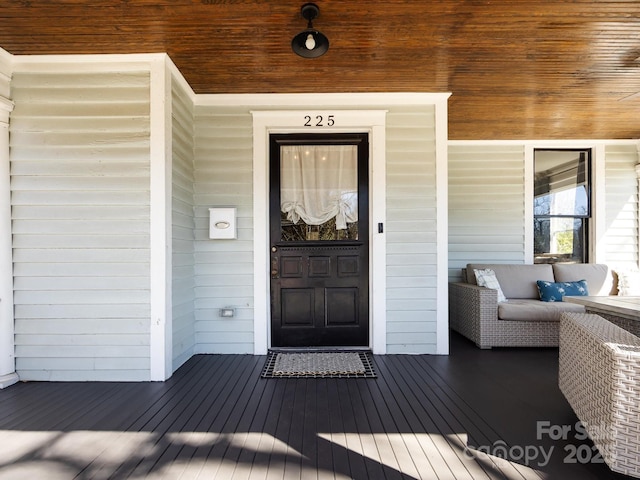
xmin=0 ymin=1 xmax=638 ymax=140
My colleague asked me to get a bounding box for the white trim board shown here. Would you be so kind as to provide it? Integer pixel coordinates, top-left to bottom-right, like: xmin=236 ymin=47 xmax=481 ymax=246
xmin=0 ymin=107 xmax=15 ymax=387
xmin=149 ymin=56 xmax=173 ymax=381
xmin=434 ymin=101 xmax=450 ymax=355
xmin=200 ymin=92 xmax=450 ymax=107
xmin=451 ymin=139 xmax=639 ymax=146
xmin=10 ymin=52 xmax=169 ymax=72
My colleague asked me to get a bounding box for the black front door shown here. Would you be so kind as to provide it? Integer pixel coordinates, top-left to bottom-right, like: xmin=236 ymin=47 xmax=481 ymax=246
xmin=269 ymin=133 xmax=369 ymax=348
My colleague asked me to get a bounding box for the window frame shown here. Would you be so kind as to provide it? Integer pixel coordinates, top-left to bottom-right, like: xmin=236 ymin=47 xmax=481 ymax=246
xmin=533 ymin=148 xmax=592 ymax=264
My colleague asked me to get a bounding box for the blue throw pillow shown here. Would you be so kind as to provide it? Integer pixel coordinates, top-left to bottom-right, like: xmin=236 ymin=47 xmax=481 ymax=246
xmin=536 ymin=280 xmax=589 ymax=302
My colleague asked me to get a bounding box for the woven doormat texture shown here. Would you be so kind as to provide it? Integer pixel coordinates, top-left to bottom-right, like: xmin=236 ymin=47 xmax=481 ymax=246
xmin=261 ymin=351 xmax=376 ymax=378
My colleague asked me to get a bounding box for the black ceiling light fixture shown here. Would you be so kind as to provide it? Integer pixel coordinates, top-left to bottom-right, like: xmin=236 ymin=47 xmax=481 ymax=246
xmin=291 ymin=3 xmax=329 ymax=58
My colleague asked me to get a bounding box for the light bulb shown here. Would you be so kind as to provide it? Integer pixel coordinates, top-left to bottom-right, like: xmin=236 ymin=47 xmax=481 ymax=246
xmin=305 ymin=33 xmax=316 ymax=50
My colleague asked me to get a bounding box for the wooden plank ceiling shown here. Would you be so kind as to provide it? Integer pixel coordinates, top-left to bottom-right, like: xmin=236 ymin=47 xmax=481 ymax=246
xmin=0 ymin=0 xmax=638 ymax=140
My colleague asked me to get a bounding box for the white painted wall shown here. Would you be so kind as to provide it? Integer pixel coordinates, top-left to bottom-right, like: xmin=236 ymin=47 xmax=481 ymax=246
xmin=194 ymin=94 xmax=449 ymax=356
xmin=170 ymin=68 xmax=196 ymax=371
xmin=448 ymin=143 xmax=527 ymax=281
xmin=448 ymin=141 xmax=640 ymax=282
xmin=386 ymin=106 xmax=443 ymax=354
xmin=6 ymin=52 xmax=452 ymax=377
xmin=9 ymin=53 xmax=198 ymax=381
xmin=603 ymin=143 xmax=639 ymax=269
xmin=193 ymin=105 xmax=254 ymax=354
xmin=10 ymin=57 xmax=154 ymax=381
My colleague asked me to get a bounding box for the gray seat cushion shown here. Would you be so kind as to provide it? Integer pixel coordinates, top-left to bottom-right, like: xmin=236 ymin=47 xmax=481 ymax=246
xmin=498 ymin=299 xmax=585 ymax=322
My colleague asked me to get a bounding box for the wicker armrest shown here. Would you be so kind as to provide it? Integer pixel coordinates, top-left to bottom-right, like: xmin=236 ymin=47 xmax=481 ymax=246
xmin=449 ymin=282 xmax=498 ymax=349
xmin=559 ymin=313 xmax=640 ymax=477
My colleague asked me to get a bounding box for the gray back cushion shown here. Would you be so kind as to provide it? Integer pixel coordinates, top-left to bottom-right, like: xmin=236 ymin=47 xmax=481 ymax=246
xmin=552 ymin=263 xmax=614 ymax=295
xmin=466 ymin=263 xmax=555 ymax=299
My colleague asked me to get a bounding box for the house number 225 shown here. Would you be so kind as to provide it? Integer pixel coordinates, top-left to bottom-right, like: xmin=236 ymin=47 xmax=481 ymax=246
xmin=304 ymin=115 xmax=335 ymax=127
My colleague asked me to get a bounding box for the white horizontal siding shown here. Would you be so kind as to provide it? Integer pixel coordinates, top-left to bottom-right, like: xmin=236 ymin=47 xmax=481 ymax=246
xmin=11 ymin=68 xmax=151 ymax=381
xmin=193 ymin=107 xmax=254 ymax=354
xmin=15 ymin=318 xmax=148 ymax=334
xmin=171 ymin=77 xmax=196 ymax=371
xmin=386 ymin=106 xmax=439 ymax=354
xmin=448 ymin=144 xmax=526 ymax=281
xmin=604 ymin=144 xmax=639 ymax=269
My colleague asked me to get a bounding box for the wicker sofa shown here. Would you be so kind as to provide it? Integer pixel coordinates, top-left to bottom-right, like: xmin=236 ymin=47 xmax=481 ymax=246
xmin=559 ymin=312 xmax=640 ymax=478
xmin=449 ymin=263 xmax=615 ymax=349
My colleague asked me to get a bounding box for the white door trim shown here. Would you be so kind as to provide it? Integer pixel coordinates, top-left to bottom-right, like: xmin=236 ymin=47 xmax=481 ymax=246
xmin=252 ymin=110 xmax=387 ymax=354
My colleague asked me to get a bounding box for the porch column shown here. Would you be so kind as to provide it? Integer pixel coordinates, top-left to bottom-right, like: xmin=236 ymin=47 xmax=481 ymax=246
xmin=149 ymin=55 xmax=173 ymax=380
xmin=0 ymin=96 xmax=17 ymax=388
xmin=636 ymin=146 xmax=640 ymax=269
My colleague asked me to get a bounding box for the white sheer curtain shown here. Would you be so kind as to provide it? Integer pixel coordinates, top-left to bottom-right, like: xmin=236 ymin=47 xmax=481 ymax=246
xmin=280 ymin=145 xmax=357 ymax=230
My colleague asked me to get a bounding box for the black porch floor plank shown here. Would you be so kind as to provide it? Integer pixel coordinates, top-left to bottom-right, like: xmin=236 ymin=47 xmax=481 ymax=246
xmin=300 ymin=379 xmax=319 ymax=479
xmin=429 ymin=334 xmax=630 ymax=480
xmin=99 ymin=355 xmax=225 ymax=478
xmin=0 ymin=332 xmax=636 ymax=480
xmin=0 ymin=381 xmax=68 ymax=425
xmin=164 ymin=355 xmax=263 ymax=479
xmin=283 ymin=378 xmax=309 ymax=479
xmin=353 ymin=376 xmax=405 ymax=480
xmin=338 ymin=379 xmax=370 ymax=480
xmin=215 ymin=356 xmax=276 ymax=480
xmin=134 ymin=355 xmax=251 ymax=478
xmin=373 ymin=356 xmax=479 ymax=480
xmin=78 ymin=355 xmax=230 ymax=479
xmin=388 ymin=353 xmax=540 ymax=480
xmin=215 ymin=359 xmax=274 ymax=480
xmin=313 ymin=379 xmax=336 ymax=480
xmin=375 ymin=356 xmax=482 ymax=480
xmin=374 ymin=373 xmax=436 ymax=478
xmin=246 ymin=374 xmax=287 ymax=480
xmin=345 ymin=380 xmax=389 ymax=480
xmin=192 ymin=355 xmax=267 ymax=479
xmin=3 ymin=382 xmax=119 ymax=430
xmin=162 ymin=354 xmax=252 ymax=479
xmin=324 ymin=379 xmax=351 ymax=478
xmin=149 ymin=354 xmax=244 ymax=478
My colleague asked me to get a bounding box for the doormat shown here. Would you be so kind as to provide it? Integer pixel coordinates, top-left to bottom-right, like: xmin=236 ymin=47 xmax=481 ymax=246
xmin=261 ymin=351 xmax=376 ymax=378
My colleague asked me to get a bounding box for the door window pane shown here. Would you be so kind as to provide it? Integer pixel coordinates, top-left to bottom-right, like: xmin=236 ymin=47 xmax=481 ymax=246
xmin=280 ymin=145 xmax=358 ymax=241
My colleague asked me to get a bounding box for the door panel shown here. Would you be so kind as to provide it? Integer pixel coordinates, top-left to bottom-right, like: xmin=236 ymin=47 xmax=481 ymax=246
xmin=325 ymin=288 xmax=358 ymax=325
xmin=270 ymin=133 xmax=369 ymax=348
xmin=281 ymin=288 xmax=314 ymax=327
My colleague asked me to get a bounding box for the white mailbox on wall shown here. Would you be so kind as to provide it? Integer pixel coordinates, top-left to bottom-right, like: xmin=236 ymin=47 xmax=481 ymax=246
xmin=209 ymin=207 xmax=237 ymax=239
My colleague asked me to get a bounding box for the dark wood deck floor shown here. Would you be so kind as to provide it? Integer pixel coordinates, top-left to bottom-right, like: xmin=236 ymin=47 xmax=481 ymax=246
xmin=0 ymin=332 xmax=633 ymax=480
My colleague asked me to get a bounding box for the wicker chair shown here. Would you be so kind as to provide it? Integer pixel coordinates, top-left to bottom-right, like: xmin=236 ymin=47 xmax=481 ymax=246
xmin=559 ymin=312 xmax=640 ymax=478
